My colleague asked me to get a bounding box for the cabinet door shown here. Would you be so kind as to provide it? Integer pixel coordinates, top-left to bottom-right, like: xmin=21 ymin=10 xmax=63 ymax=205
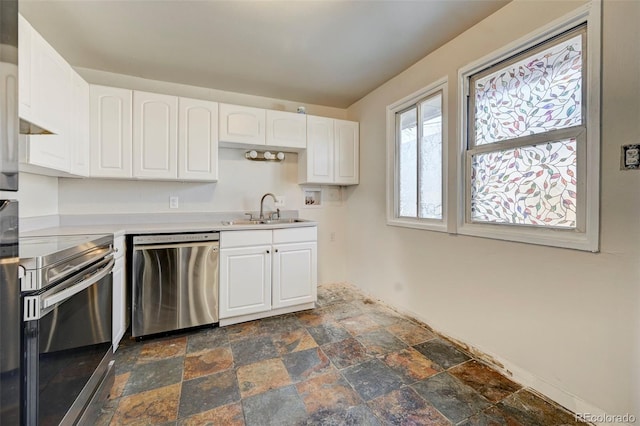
xmin=178 ymin=98 xmax=218 ymax=181
xmin=303 ymin=116 xmax=334 ymax=184
xmin=69 ymin=71 xmax=90 ymax=176
xmin=219 ymin=246 xmax=271 ymax=318
xmin=272 ymin=242 xmax=317 ymax=309
xmin=133 ymin=91 xmax=178 ymax=179
xmin=18 ymin=14 xmax=34 ymax=123
xmin=334 ymin=119 xmax=359 ymax=185
xmin=266 ymin=110 xmax=306 ymax=149
xmin=90 ymin=85 xmax=133 ymax=178
xmin=32 ymin=29 xmax=69 ymax=137
xmin=112 ymin=256 xmax=126 ymax=351
xmin=0 ymin=61 xmax=18 ymax=189
xmin=25 ymin=31 xmax=72 ymax=172
xmin=219 ymin=103 xmax=265 ymax=146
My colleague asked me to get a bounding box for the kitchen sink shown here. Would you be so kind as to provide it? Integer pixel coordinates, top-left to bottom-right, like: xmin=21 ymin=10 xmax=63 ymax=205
xmin=221 ymin=218 xmax=308 ymax=226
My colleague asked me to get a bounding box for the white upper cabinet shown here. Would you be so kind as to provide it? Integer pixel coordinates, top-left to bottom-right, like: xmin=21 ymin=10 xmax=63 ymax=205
xmin=219 ymin=103 xmax=266 ymax=146
xmin=90 ymin=85 xmax=133 ymax=178
xmin=178 ymin=98 xmax=218 ymax=181
xmin=19 ymin=14 xmax=69 ymax=135
xmin=132 ymin=91 xmax=178 ymax=180
xmin=18 ymin=15 xmax=34 ymax=124
xmin=20 ymin=17 xmax=72 ymax=173
xmin=299 ymin=116 xmax=334 ymax=184
xmin=266 ymin=110 xmax=306 ymax=149
xmin=334 ymin=119 xmax=359 ymax=185
xmin=33 ymin=34 xmax=69 ymax=138
xmin=69 ymin=71 xmax=90 ymax=177
xmin=299 ymin=116 xmax=359 ymax=185
xmin=0 ymin=55 xmax=18 ymax=183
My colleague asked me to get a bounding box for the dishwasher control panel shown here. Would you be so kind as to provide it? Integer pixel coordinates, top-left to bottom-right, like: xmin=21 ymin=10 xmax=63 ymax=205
xmin=133 ymin=232 xmax=220 ymax=245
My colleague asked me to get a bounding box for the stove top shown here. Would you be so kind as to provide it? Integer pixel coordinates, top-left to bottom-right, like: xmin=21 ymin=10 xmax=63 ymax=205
xmin=19 ymin=234 xmax=113 ymax=270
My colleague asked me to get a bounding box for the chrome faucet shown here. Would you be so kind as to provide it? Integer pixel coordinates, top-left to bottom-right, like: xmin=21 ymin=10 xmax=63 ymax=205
xmin=260 ymin=193 xmax=277 ymax=220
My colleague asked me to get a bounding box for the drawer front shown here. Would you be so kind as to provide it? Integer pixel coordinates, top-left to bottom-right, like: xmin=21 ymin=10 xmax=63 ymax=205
xmin=273 ymin=226 xmax=317 ymax=244
xmin=220 ymin=230 xmax=273 ymax=248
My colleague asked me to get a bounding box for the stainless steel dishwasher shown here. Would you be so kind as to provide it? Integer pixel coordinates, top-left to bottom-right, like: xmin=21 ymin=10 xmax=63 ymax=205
xmin=131 ymin=232 xmax=219 ymax=338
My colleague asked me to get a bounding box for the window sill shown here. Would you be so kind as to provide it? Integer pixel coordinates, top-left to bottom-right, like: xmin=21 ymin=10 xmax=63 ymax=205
xmin=387 ymin=218 xmax=448 ymax=233
xmin=458 ymin=221 xmax=598 ymax=252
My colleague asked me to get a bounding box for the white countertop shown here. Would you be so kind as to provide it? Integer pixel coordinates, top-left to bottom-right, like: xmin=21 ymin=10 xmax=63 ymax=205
xmin=20 ymin=212 xmax=317 ymax=238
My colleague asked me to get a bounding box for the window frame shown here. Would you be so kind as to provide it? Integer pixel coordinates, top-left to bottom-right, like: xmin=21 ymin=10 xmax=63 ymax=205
xmin=386 ymin=77 xmax=448 ymax=232
xmin=457 ymin=3 xmax=600 ymax=252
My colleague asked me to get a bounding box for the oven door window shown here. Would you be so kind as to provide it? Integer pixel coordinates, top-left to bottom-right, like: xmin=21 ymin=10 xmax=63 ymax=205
xmin=27 ymin=272 xmax=112 ymax=426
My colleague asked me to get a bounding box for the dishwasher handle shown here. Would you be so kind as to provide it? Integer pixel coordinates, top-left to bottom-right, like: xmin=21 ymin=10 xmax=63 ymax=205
xmin=133 ymin=233 xmax=219 ymax=246
xmin=133 ymin=241 xmax=219 ymax=251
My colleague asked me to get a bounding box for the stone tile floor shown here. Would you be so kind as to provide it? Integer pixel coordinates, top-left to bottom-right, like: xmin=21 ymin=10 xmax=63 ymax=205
xmin=98 ymin=283 xmax=586 ymax=425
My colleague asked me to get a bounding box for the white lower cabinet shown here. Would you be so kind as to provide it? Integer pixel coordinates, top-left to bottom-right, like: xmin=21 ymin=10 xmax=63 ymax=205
xmin=219 ymin=227 xmax=317 ymax=326
xmin=219 ymin=244 xmax=272 ymax=319
xmin=272 ymin=242 xmax=317 ymax=309
xmin=112 ymin=236 xmax=127 ymax=351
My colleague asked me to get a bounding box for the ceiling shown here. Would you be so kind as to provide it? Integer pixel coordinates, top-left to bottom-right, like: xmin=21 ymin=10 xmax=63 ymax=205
xmin=20 ymin=0 xmax=510 ymax=108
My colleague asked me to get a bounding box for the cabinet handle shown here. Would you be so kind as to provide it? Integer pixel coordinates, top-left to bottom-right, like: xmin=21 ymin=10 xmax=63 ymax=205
xmin=266 ymin=250 xmax=270 ymax=254
xmin=275 ymin=249 xmax=279 ymax=253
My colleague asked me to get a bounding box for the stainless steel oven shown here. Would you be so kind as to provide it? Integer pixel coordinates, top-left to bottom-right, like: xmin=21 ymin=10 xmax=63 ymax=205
xmin=20 ymin=234 xmax=115 ymax=426
xmin=132 ymin=232 xmax=219 ymax=338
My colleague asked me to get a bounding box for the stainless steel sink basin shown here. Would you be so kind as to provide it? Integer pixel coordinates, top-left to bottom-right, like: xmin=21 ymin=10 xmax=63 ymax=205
xmin=221 ymin=218 xmax=308 ymax=226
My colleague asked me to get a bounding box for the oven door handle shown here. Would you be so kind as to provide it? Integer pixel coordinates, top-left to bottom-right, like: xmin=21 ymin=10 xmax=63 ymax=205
xmin=24 ymin=256 xmax=115 ymax=321
xmin=42 ymin=257 xmax=115 ymax=310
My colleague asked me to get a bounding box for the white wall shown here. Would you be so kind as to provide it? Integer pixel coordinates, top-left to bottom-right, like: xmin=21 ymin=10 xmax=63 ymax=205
xmin=57 ymin=71 xmax=349 ymax=284
xmin=345 ymin=0 xmax=639 ymax=420
xmin=0 ymin=172 xmax=58 ymax=217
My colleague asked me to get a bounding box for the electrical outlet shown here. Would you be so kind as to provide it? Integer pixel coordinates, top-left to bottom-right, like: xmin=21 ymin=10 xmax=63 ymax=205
xmin=169 ymin=196 xmax=179 ymax=209
xmin=274 ymin=195 xmax=285 ymax=207
xmin=330 ymin=232 xmax=336 ymax=242
xmin=622 ymin=144 xmax=640 ymax=170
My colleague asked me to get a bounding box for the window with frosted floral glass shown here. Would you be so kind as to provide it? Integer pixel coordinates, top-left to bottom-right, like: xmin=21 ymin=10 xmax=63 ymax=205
xmin=466 ymin=25 xmax=586 ymax=229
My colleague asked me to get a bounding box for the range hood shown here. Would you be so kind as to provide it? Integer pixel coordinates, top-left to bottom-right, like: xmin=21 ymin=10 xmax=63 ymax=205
xmin=19 ymin=118 xmax=54 ymax=135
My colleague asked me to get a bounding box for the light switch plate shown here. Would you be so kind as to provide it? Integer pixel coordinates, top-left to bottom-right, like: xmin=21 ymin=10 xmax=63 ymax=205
xmin=621 ymin=144 xmax=640 ymax=170
xmin=274 ymin=195 xmax=285 ymax=207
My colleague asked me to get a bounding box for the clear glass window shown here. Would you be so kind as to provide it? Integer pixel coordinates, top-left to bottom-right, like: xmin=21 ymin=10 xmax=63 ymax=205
xmin=396 ymin=92 xmax=443 ymax=221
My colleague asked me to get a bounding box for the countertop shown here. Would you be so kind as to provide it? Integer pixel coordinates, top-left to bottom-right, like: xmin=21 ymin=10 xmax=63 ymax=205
xmin=20 ymin=212 xmax=317 ymax=238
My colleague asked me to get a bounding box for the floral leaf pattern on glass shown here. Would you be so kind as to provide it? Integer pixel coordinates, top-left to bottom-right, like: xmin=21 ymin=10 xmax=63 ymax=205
xmin=474 ymin=34 xmax=583 ymax=146
xmin=471 ymin=139 xmax=577 ymax=228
